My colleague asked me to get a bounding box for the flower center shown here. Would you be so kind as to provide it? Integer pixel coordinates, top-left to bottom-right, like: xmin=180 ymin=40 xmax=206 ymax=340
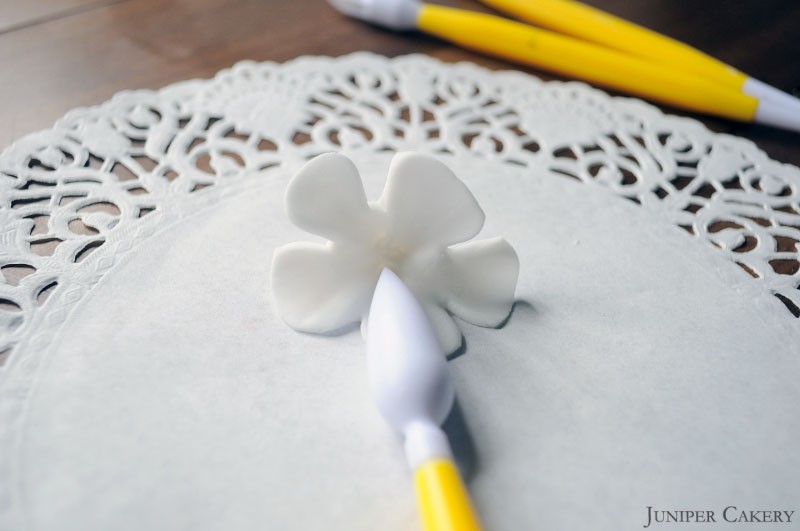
xmin=373 ymin=234 xmax=412 ymax=271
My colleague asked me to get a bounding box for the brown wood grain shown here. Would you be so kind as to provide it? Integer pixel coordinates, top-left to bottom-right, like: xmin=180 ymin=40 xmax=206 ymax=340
xmin=0 ymin=0 xmax=798 ymax=163
xmin=0 ymin=0 xmax=128 ymax=34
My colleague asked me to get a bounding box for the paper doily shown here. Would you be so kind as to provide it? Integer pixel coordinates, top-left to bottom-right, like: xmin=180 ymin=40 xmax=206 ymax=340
xmin=1 ymin=53 xmax=799 ymax=530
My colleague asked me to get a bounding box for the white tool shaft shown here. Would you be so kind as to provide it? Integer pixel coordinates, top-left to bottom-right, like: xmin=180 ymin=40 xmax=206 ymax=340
xmin=756 ymin=98 xmax=800 ymax=133
xmin=366 ymin=268 xmax=456 ymax=464
xmin=404 ymin=421 xmax=453 ymax=470
xmin=328 ymin=0 xmax=422 ymax=30
xmin=744 ymin=77 xmax=800 ymax=115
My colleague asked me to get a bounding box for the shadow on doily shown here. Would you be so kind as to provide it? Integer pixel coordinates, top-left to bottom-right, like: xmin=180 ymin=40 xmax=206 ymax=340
xmin=442 ymin=299 xmax=537 ymax=483
xmin=447 ymin=299 xmax=536 ymax=361
xmin=496 ymin=299 xmax=536 ymax=330
xmin=442 ymin=398 xmax=480 ymax=483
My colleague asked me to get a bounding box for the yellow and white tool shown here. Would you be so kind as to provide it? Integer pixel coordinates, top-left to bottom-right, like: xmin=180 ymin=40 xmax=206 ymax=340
xmin=367 ymin=268 xmax=481 ymax=531
xmin=328 ymin=0 xmax=800 ymax=133
xmin=479 ymin=0 xmax=800 ymax=114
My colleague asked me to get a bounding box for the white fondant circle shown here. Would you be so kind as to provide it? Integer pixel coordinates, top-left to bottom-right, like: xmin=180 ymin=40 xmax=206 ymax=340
xmin=18 ymin=154 xmax=800 ymax=531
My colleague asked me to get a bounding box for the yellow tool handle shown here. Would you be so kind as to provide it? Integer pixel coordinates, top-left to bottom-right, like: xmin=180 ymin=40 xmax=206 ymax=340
xmin=480 ymin=0 xmax=748 ymax=90
xmin=414 ymin=458 xmax=482 ymax=531
xmin=417 ymin=5 xmax=758 ymax=122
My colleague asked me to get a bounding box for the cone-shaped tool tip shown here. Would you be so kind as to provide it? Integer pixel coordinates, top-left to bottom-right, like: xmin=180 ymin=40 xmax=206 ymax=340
xmin=366 ymin=268 xmax=455 ymax=434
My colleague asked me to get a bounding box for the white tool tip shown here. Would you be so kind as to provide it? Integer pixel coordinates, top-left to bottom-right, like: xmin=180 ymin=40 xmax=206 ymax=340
xmin=744 ymin=77 xmax=800 ymax=115
xmin=755 ymin=99 xmax=800 ymax=134
xmin=366 ymin=268 xmax=455 ymax=433
xmin=327 ymin=0 xmax=422 ymax=31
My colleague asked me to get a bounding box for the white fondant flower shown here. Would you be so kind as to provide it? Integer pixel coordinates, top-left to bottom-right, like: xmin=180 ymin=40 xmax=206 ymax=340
xmin=270 ymin=152 xmax=519 ymax=354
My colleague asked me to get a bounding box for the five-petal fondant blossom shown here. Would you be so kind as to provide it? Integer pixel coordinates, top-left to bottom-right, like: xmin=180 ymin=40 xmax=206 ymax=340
xmin=270 ymin=152 xmax=519 ymax=354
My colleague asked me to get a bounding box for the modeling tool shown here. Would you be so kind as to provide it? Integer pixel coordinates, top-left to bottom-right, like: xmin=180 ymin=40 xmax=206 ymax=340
xmin=479 ymin=0 xmax=800 ymax=113
xmin=367 ymin=268 xmax=481 ymax=531
xmin=328 ymin=0 xmax=800 ymax=133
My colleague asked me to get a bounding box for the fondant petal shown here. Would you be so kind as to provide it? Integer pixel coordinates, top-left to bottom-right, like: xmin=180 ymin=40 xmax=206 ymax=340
xmin=379 ymin=152 xmax=485 ymax=249
xmin=271 ymin=241 xmax=378 ymax=333
xmin=286 ymin=152 xmax=376 ymax=242
xmin=444 ymin=237 xmax=520 ymax=327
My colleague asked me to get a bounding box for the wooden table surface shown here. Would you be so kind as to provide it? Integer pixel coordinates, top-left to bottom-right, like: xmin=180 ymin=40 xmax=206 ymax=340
xmin=1 ymin=0 xmax=799 ymax=165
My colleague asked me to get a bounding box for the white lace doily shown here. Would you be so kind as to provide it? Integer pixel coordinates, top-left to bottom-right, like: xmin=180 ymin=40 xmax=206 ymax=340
xmin=1 ymin=53 xmax=799 ymax=530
